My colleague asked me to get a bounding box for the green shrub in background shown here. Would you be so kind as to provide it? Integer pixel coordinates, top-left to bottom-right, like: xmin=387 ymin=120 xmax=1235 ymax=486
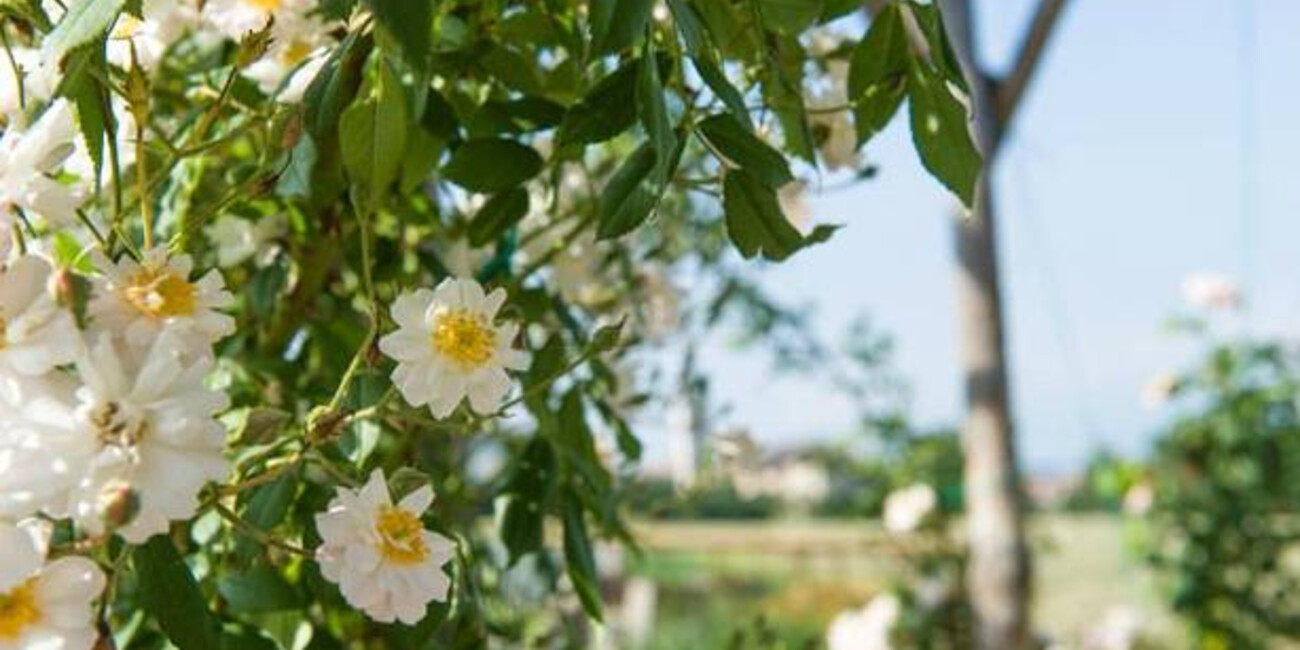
xmin=1145 ymin=329 xmax=1300 ymax=649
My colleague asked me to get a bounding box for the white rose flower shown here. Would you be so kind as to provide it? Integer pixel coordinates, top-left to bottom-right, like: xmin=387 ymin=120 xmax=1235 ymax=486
xmin=808 ymin=61 xmax=860 ymax=171
xmin=551 ymin=232 xmax=611 ymax=306
xmin=68 ymin=334 xmax=230 ymax=542
xmin=315 ymin=469 xmax=456 ymax=625
xmin=0 ymin=47 xmax=59 ymax=119
xmin=1181 ymin=272 xmax=1240 ymax=311
xmin=1141 ymin=372 xmax=1178 ymax=408
xmin=89 ymin=248 xmax=235 ymax=357
xmin=105 ymin=0 xmax=202 ymax=72
xmin=0 ymin=519 xmax=105 ymax=650
xmin=0 ymin=372 xmax=94 ymax=521
xmin=0 ymin=255 xmax=79 ymax=377
xmin=1122 ymin=483 xmax=1154 ymax=518
xmin=203 ymin=0 xmax=314 ymax=40
xmin=883 ymin=483 xmax=938 ymax=534
xmin=203 ymin=0 xmax=334 ymax=96
xmin=379 ymin=278 xmax=531 ymax=418
xmin=779 ymin=179 xmax=812 ymax=233
xmin=205 ymin=214 xmax=286 ymax=267
xmin=826 ymin=593 xmax=901 ymax=650
xmin=0 ymin=100 xmax=84 ymax=228
xmin=274 ymin=50 xmax=330 ymax=104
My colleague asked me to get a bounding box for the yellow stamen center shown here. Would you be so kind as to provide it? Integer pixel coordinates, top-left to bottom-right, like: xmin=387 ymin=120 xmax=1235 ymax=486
xmin=280 ymin=40 xmax=314 ymax=66
xmin=124 ymin=268 xmax=197 ymax=319
xmin=375 ymin=506 xmax=428 ymax=565
xmin=431 ymin=309 xmax=496 ymax=369
xmin=91 ymin=401 xmax=149 ymax=449
xmin=246 ymin=0 xmax=282 ymax=10
xmin=0 ymin=579 xmax=42 ymax=641
xmin=111 ymin=14 xmax=143 ymax=40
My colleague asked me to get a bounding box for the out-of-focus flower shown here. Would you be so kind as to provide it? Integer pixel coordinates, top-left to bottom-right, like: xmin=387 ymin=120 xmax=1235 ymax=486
xmin=1082 ymin=605 xmax=1146 ymax=650
xmin=808 ymin=61 xmax=859 ymax=171
xmin=69 ymin=334 xmax=230 ymax=541
xmin=0 ymin=519 xmax=105 ymax=650
xmin=1141 ymin=372 xmax=1178 ymax=408
xmin=0 ymin=47 xmax=59 ymax=119
xmin=0 ymin=100 xmax=84 ymax=228
xmin=1182 ymin=272 xmax=1240 ymax=311
xmin=315 ymin=469 xmax=456 ymax=625
xmin=884 ymin=483 xmax=938 ymax=534
xmin=204 ymin=0 xmax=336 ymax=96
xmin=638 ymin=265 xmax=679 ymax=341
xmin=205 ymin=214 xmax=287 ymax=267
xmin=106 ymin=0 xmax=202 ymax=72
xmin=379 ymin=278 xmax=530 ymax=418
xmin=89 ymin=248 xmax=235 ymax=357
xmin=274 ymin=50 xmax=330 ymax=103
xmin=0 ymin=255 xmax=79 ymax=377
xmin=1122 ymin=483 xmax=1154 ymax=517
xmin=826 ymin=593 xmax=901 ymax=650
xmin=779 ymin=179 xmax=812 ymax=233
xmin=551 ymin=232 xmax=611 ymax=306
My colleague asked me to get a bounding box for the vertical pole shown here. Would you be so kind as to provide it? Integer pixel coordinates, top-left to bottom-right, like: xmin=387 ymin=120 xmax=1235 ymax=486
xmin=939 ymin=1 xmax=1032 ymax=647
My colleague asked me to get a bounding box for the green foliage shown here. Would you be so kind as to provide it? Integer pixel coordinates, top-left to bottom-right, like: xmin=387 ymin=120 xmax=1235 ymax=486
xmin=1145 ymin=335 xmax=1300 ymax=649
xmin=134 ymin=536 xmax=223 ymax=650
xmin=1 ymin=0 xmax=984 ymax=646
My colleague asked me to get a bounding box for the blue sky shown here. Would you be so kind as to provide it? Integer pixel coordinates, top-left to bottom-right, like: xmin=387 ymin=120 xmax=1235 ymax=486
xmin=688 ymin=0 xmax=1300 ymax=474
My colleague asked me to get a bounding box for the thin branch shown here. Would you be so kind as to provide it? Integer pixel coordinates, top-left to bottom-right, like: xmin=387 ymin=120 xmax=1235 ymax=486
xmin=214 ymin=502 xmax=313 ymax=557
xmin=995 ymin=0 xmax=1071 ymax=130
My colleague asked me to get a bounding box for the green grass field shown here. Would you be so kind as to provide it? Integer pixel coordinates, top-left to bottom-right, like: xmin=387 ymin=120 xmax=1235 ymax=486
xmin=624 ymin=515 xmax=1184 ymax=649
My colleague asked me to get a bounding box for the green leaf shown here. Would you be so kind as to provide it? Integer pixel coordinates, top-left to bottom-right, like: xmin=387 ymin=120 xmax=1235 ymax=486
xmin=666 ymin=0 xmax=708 ymax=55
xmin=907 ymin=63 xmax=981 ymax=207
xmin=57 ymin=42 xmax=109 ymax=180
xmin=526 ymin=334 xmax=566 ymax=388
xmin=595 ymin=144 xmax=658 ymax=240
xmin=442 ymin=138 xmax=543 ymax=193
xmin=500 ymin=438 xmax=556 ymax=564
xmin=469 ymin=97 xmax=564 ymax=136
xmin=696 ymin=113 xmax=793 ymax=188
xmin=235 ymin=471 xmax=299 ymax=564
xmin=363 ymin=0 xmax=432 ymax=72
xmin=339 ymin=62 xmax=408 ymax=206
xmin=588 ymin=320 xmax=625 ymax=353
xmin=756 ymin=0 xmax=823 ymax=35
xmin=468 ymin=187 xmax=529 ymax=246
xmin=821 ymin=0 xmax=860 ymax=21
xmin=759 ymin=38 xmax=815 ymax=162
xmin=479 ymin=43 xmax=543 ymax=95
xmin=555 ymin=390 xmax=612 ymax=494
xmin=302 ymin=32 xmax=374 ymax=139
xmin=135 ymin=536 xmax=222 ymax=650
xmin=557 ymin=60 xmax=639 ymax=147
xmin=42 ymin=0 xmax=125 ymax=63
xmin=723 ymin=169 xmax=805 ymax=261
xmin=637 ymin=44 xmax=676 ymax=174
xmin=562 ymin=497 xmax=603 ymax=620
xmin=849 ymin=3 xmax=910 ymax=145
xmin=692 ymin=58 xmax=752 ymax=130
xmin=234 ymin=408 xmax=291 ymax=446
xmin=907 ymin=2 xmax=970 ymax=92
xmin=217 ymin=566 xmax=301 ymax=615
xmin=588 ymin=0 xmax=653 ymax=57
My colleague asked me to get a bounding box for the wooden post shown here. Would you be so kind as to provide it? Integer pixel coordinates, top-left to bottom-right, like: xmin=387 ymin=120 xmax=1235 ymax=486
xmin=934 ymin=1 xmax=1069 ymax=647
